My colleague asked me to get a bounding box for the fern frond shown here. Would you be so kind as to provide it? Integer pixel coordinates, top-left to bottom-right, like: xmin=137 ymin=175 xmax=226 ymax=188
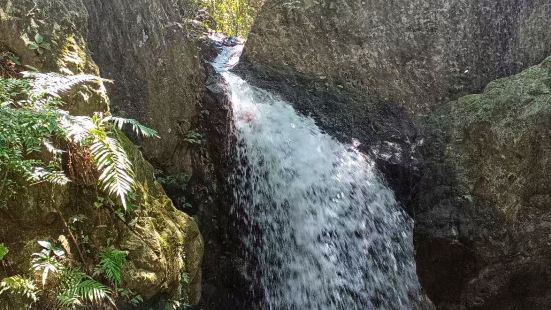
xmin=28 ymin=167 xmax=70 ymax=186
xmin=0 ymin=276 xmax=38 ymax=302
xmin=44 ymin=170 xmax=71 ymax=185
xmin=22 ymin=72 xmax=111 ymax=98
xmin=89 ymin=135 xmax=134 ymax=210
xmin=58 ymin=269 xmax=113 ymax=307
xmin=27 ymin=167 xmax=68 ymax=185
xmin=60 ymin=114 xmax=94 ymax=144
xmin=99 ymin=248 xmax=127 ymax=287
xmin=110 ymin=117 xmax=160 ymax=138
xmin=0 ymin=244 xmax=8 ymax=261
xmin=43 ymin=139 xmax=65 ymax=156
xmin=61 ymin=113 xmax=137 ymax=208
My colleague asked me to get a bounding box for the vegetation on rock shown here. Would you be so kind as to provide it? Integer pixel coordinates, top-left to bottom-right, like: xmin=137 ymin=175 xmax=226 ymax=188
xmin=0 ymin=74 xmax=158 ymax=210
xmin=194 ymin=0 xmax=264 ymax=37
xmin=0 ymin=65 xmax=202 ymax=308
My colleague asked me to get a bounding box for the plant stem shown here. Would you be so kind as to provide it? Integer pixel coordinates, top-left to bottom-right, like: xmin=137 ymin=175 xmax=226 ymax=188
xmin=55 ymin=209 xmax=88 ymax=270
xmin=0 ymin=167 xmax=10 ymax=199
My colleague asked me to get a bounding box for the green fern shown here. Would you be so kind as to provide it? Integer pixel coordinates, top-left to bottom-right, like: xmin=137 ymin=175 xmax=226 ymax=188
xmin=0 ymin=244 xmax=8 ymax=261
xmin=98 ymin=248 xmax=127 ymax=287
xmin=110 ymin=116 xmax=159 ymax=138
xmin=90 ymin=135 xmax=134 ymax=210
xmin=23 ymin=72 xmax=110 ymax=98
xmin=57 ymin=268 xmax=113 ymax=307
xmin=3 ymin=73 xmax=158 ymax=211
xmin=28 ymin=168 xmax=70 ymax=186
xmin=0 ymin=276 xmax=38 ymax=303
xmin=62 ymin=113 xmax=136 ymax=210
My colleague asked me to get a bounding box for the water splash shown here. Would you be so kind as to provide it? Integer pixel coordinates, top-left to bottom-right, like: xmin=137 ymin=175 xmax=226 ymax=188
xmin=213 ymin=44 xmax=421 ymax=309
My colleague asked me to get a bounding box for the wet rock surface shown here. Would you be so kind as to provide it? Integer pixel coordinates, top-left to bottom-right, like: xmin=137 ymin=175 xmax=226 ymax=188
xmin=190 ymin=57 xmax=266 ymax=309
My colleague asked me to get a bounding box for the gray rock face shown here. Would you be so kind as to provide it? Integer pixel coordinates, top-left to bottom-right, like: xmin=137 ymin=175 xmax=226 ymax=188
xmin=83 ymin=0 xmax=207 ymax=174
xmin=243 ymin=0 xmax=551 ymax=115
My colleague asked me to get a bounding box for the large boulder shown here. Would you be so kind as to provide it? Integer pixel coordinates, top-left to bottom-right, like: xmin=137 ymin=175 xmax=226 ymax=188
xmin=417 ymin=57 xmax=551 ymax=309
xmin=243 ymin=0 xmax=551 ymax=115
xmin=0 ymin=0 xmax=98 ymax=75
xmin=83 ymin=0 xmax=208 ymax=174
xmin=239 ymin=0 xmax=551 ymax=213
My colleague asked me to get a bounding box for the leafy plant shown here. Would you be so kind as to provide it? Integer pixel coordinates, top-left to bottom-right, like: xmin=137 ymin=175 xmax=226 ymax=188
xmin=117 ymin=287 xmax=143 ymax=306
xmin=0 ymin=80 xmax=66 ymax=207
xmin=27 ymin=34 xmax=51 ymax=55
xmin=111 ymin=117 xmax=159 ymax=138
xmin=0 ymin=51 xmax=21 ymax=78
xmin=157 ymin=173 xmax=191 ymax=191
xmin=31 ymin=241 xmax=65 ymax=287
xmin=0 ymin=72 xmax=153 ymax=308
xmin=183 ymin=130 xmax=203 ymax=145
xmin=97 ymin=247 xmax=127 ymax=287
xmin=57 ymin=268 xmax=113 ymax=308
xmin=0 ymin=74 xmax=158 ymax=210
xmin=0 ymin=276 xmax=38 ymax=304
xmin=194 ymin=0 xmax=262 ymax=37
xmin=165 ymin=272 xmax=192 ymax=310
xmin=0 ymin=244 xmax=8 ymax=261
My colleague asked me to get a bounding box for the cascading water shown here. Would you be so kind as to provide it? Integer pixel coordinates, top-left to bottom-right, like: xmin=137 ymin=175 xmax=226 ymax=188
xmin=212 ymin=42 xmax=422 ymax=309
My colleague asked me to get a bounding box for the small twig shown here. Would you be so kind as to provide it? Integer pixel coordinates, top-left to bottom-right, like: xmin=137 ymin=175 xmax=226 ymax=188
xmin=0 ymin=168 xmax=10 ymax=199
xmin=54 ymin=208 xmax=88 ymax=270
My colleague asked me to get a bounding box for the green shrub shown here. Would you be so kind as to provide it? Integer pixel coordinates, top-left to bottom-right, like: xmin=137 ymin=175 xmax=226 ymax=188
xmin=194 ymin=0 xmax=262 ymax=37
xmin=0 ymin=74 xmax=158 ymax=210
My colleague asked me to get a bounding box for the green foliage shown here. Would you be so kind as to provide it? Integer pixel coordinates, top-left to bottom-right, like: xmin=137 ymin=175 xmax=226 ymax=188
xmin=0 ymin=51 xmax=21 ymax=78
xmin=0 ymin=72 xmax=155 ymax=308
xmin=0 ymin=74 xmax=158 ymax=210
xmin=165 ymin=272 xmax=192 ymax=310
xmin=0 ymin=243 xmax=8 ymax=261
xmin=111 ymin=116 xmax=160 ymax=138
xmin=0 ymin=275 xmax=38 ymax=305
xmin=117 ymin=287 xmax=143 ymax=306
xmin=98 ymin=247 xmax=127 ymax=287
xmin=183 ymin=130 xmax=203 ymax=146
xmin=57 ymin=268 xmax=113 ymax=308
xmin=88 ymin=115 xmax=135 ymax=210
xmin=157 ymin=173 xmax=191 ymax=191
xmin=1 ymin=241 xmax=139 ymax=308
xmin=27 ymin=33 xmax=51 ymax=55
xmin=31 ymin=241 xmax=65 ymax=287
xmin=0 ymin=78 xmax=67 ymax=208
xmin=195 ymin=0 xmax=262 ymax=37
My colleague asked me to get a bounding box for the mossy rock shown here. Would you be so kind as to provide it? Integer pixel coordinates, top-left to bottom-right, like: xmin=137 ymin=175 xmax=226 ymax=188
xmin=417 ymin=56 xmax=551 ymax=308
xmin=0 ymin=0 xmax=98 ymax=74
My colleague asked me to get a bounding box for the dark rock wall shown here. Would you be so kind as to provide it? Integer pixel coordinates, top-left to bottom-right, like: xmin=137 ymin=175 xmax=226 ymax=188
xmin=190 ymin=50 xmax=263 ymax=309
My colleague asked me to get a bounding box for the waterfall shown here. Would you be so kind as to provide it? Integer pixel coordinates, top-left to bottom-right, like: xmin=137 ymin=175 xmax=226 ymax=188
xmin=212 ymin=43 xmax=422 ymax=309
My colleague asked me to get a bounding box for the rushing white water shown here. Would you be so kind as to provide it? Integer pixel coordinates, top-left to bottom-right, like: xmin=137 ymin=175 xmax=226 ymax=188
xmin=213 ymin=44 xmax=422 ymax=309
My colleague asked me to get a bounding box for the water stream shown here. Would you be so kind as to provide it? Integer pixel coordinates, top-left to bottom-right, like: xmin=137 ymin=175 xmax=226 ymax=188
xmin=212 ymin=43 xmax=422 ymax=309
